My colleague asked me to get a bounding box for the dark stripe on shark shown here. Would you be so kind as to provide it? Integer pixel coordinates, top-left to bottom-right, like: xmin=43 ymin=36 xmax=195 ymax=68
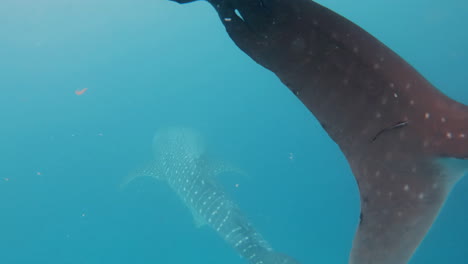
xmin=169 ymin=0 xmax=468 ymax=263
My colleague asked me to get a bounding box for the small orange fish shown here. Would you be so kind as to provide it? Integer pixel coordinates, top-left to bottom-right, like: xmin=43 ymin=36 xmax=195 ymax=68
xmin=75 ymin=88 xmax=88 ymax=96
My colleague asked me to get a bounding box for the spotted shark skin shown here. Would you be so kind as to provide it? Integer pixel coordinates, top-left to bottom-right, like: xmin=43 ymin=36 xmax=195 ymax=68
xmin=123 ymin=127 xmax=299 ymax=264
xmin=168 ymin=0 xmax=468 ymax=263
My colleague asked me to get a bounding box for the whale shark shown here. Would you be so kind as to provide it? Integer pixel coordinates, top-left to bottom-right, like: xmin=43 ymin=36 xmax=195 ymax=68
xmin=122 ymin=127 xmax=299 ymax=264
xmin=167 ymin=0 xmax=468 ymax=263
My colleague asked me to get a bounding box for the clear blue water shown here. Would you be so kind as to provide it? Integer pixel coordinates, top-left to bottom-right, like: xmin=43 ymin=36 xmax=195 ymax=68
xmin=0 ymin=0 xmax=466 ymax=263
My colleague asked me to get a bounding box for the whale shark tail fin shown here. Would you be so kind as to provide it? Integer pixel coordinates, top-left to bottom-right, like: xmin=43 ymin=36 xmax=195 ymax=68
xmin=261 ymin=251 xmax=300 ymax=264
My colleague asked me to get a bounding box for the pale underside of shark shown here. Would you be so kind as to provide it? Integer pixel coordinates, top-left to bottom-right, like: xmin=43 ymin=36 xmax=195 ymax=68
xmin=167 ymin=0 xmax=468 ymax=263
xmin=122 ymin=127 xmax=299 ymax=264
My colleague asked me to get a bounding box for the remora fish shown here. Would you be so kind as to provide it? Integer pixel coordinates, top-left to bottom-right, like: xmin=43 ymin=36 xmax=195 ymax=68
xmin=168 ymin=0 xmax=468 ymax=263
xmin=122 ymin=127 xmax=299 ymax=264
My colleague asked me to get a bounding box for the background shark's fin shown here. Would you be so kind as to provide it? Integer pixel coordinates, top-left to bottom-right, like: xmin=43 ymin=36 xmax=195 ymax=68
xmin=120 ymin=159 xmax=162 ymax=189
xmin=199 ymin=155 xmax=248 ymax=180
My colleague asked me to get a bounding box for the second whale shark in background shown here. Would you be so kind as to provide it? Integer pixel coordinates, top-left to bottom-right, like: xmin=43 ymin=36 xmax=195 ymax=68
xmin=168 ymin=0 xmax=468 ymax=263
xmin=122 ymin=127 xmax=299 ymax=264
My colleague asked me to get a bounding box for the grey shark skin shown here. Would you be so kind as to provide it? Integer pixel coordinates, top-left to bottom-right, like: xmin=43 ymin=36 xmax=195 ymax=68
xmin=123 ymin=127 xmax=299 ymax=264
xmin=168 ymin=0 xmax=468 ymax=263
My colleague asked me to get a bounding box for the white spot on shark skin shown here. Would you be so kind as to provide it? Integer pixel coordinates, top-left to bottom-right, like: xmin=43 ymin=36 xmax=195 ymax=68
xmin=375 ymin=112 xmax=382 ymax=119
xmin=441 ymin=117 xmax=447 ymax=123
xmin=225 ymin=227 xmax=242 ymax=240
xmin=423 ymin=140 xmax=430 ymax=148
xmin=404 ymin=184 xmax=410 ymax=191
xmin=446 ymin=132 xmax=453 ymax=139
xmin=381 ymin=97 xmax=388 ymax=105
xmin=418 ymin=193 xmax=425 ymax=200
xmin=425 ymin=113 xmax=431 ymax=119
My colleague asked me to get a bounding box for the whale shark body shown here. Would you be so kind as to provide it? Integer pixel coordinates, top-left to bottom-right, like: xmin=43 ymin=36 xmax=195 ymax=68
xmin=123 ymin=127 xmax=299 ymax=264
xmin=168 ymin=0 xmax=468 ymax=263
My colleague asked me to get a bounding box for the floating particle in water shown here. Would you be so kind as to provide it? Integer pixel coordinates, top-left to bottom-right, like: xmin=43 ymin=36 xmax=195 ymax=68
xmin=75 ymin=88 xmax=88 ymax=96
xmin=36 ymin=172 xmax=41 ymax=176
xmin=235 ymin=183 xmax=240 ymax=188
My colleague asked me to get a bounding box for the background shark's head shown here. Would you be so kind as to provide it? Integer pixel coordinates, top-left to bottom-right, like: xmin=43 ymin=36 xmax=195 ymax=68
xmin=152 ymin=127 xmax=205 ymax=162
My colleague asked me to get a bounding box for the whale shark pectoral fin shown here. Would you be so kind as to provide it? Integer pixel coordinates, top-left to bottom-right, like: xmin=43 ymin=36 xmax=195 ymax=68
xmin=211 ymin=160 xmax=248 ymax=179
xmin=198 ymin=156 xmax=249 ymax=180
xmin=349 ymin=154 xmax=468 ymax=264
xmin=120 ymin=159 xmax=163 ymax=189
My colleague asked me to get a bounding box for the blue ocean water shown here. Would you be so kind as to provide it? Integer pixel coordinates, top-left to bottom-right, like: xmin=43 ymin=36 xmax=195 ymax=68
xmin=0 ymin=0 xmax=466 ymax=263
